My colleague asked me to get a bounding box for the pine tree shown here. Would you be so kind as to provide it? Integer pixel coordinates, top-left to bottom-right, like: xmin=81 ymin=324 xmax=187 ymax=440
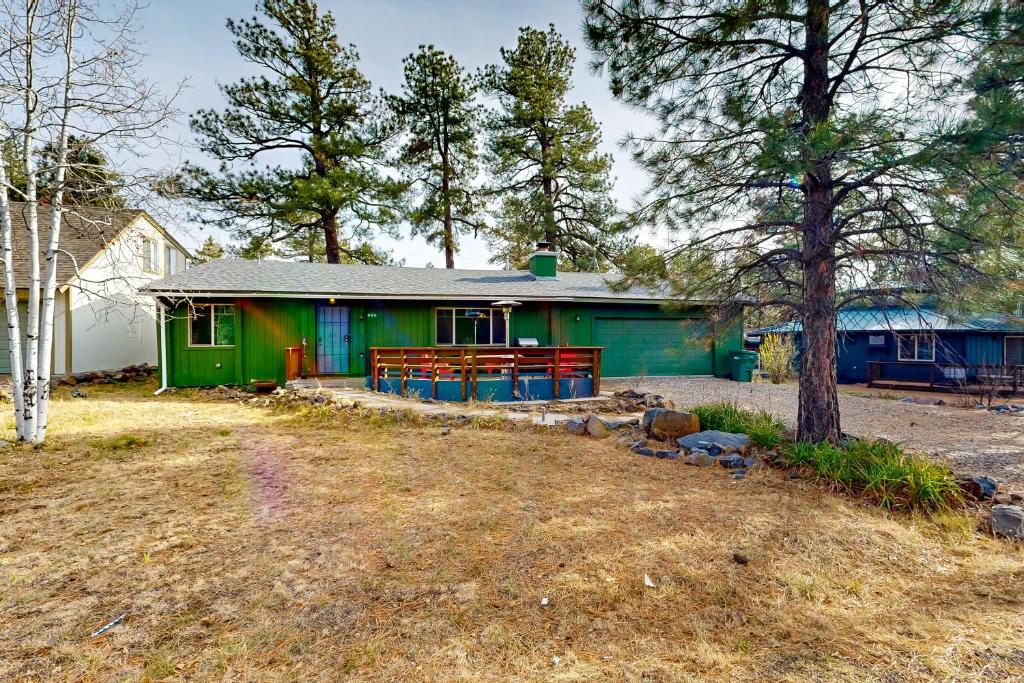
xmin=181 ymin=0 xmax=404 ymax=265
xmin=4 ymin=136 xmax=124 ymax=207
xmin=480 ymin=25 xmax=627 ymax=271
xmin=393 ymin=46 xmax=482 ymax=269
xmin=585 ymin=1 xmax=1022 ymax=443
xmin=192 ymin=236 xmax=226 ymax=264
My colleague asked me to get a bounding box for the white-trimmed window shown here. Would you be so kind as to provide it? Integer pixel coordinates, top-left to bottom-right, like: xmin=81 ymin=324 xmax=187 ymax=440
xmin=435 ymin=307 xmax=507 ymax=346
xmin=897 ymin=333 xmax=935 ymax=362
xmin=142 ymin=237 xmax=158 ymax=272
xmin=164 ymin=245 xmax=176 ymax=274
xmin=189 ymin=304 xmax=236 ymax=347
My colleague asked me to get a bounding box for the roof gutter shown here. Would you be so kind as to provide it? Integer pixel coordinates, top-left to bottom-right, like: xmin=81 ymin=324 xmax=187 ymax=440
xmin=140 ymin=289 xmax=720 ymax=305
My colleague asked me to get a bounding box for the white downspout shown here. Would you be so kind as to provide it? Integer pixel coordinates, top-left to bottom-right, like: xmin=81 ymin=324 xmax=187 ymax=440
xmin=154 ymin=300 xmax=168 ymax=395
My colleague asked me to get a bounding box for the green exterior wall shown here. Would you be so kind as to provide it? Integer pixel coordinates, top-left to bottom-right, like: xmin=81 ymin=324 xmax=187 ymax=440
xmin=162 ymin=297 xmax=743 ymax=387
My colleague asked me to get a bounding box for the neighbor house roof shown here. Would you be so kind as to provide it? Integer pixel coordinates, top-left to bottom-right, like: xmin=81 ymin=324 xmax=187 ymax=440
xmin=755 ymin=306 xmax=1024 ymax=335
xmin=142 ymin=259 xmax=706 ymax=304
xmin=4 ymin=202 xmax=190 ymax=287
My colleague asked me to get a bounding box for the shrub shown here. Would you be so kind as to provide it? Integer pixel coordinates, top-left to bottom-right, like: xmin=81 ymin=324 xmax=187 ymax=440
xmin=758 ymin=333 xmax=796 ymax=384
xmin=689 ymin=401 xmax=786 ymax=449
xmin=782 ymin=439 xmax=962 ymax=512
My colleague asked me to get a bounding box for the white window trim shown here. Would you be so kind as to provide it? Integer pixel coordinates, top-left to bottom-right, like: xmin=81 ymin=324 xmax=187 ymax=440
xmin=434 ymin=306 xmax=507 ymax=346
xmin=1005 ymin=336 xmax=1024 ymax=367
xmin=188 ymin=304 xmax=236 ymax=348
xmin=896 ymin=333 xmax=935 ymax=362
xmin=142 ymin=237 xmax=160 ymax=274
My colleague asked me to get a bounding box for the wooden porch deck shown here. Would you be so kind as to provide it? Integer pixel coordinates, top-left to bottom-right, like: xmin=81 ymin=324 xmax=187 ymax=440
xmin=866 ymin=361 xmax=1024 ymax=396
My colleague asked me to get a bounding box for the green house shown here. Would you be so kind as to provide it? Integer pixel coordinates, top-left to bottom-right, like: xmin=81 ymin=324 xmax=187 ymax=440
xmin=143 ymin=247 xmax=742 ymax=398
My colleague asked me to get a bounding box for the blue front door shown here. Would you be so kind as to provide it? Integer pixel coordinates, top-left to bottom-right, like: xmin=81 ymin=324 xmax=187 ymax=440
xmin=316 ymin=305 xmax=350 ymax=374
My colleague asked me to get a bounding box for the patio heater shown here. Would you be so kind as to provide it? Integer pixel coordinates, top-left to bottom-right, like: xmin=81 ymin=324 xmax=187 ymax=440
xmin=492 ymin=300 xmax=522 ymax=347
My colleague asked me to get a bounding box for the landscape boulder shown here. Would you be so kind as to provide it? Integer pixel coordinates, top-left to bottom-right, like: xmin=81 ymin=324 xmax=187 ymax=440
xmin=957 ymin=474 xmax=999 ymax=501
xmin=989 ymin=505 xmax=1024 ymax=540
xmin=643 ymin=408 xmax=701 ymax=441
xmin=585 ymin=415 xmax=613 ymax=438
xmin=676 ymin=430 xmax=751 ymax=456
xmin=564 ymin=417 xmax=587 ymax=436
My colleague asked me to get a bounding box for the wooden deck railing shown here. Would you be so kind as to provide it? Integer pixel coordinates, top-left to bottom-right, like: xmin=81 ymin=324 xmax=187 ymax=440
xmin=866 ymin=361 xmax=1024 ymax=395
xmin=369 ymin=346 xmax=602 ymax=400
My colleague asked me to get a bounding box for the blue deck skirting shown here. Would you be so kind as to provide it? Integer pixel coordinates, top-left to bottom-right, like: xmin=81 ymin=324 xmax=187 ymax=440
xmin=369 ymin=374 xmax=594 ymax=401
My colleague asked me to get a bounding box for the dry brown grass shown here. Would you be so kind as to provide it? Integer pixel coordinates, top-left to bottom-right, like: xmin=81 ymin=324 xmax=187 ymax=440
xmin=1 ymin=380 xmax=1023 ymax=681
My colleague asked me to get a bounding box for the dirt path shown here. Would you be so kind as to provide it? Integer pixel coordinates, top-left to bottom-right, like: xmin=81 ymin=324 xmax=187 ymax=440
xmin=605 ymin=377 xmax=1024 ymax=490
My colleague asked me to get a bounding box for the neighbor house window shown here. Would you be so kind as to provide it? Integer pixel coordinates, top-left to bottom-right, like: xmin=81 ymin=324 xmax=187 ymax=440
xmin=1006 ymin=336 xmax=1024 ymax=366
xmin=142 ymin=237 xmax=158 ymax=272
xmin=164 ymin=245 xmax=176 ymax=274
xmin=435 ymin=307 xmax=507 ymax=345
xmin=189 ymin=304 xmax=235 ymax=347
xmin=896 ymin=333 xmax=935 ymax=362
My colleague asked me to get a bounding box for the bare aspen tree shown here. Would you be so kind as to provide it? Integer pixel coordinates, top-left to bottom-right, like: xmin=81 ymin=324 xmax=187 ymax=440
xmin=0 ymin=0 xmax=176 ymax=442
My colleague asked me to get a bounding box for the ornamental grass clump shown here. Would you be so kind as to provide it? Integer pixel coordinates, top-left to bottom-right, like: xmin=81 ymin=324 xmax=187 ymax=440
xmin=758 ymin=333 xmax=797 ymax=384
xmin=782 ymin=439 xmax=963 ymax=512
xmin=690 ymin=401 xmax=787 ymax=449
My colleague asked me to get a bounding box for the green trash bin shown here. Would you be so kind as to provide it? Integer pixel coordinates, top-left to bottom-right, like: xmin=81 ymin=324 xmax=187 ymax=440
xmin=730 ymin=350 xmax=759 ymax=382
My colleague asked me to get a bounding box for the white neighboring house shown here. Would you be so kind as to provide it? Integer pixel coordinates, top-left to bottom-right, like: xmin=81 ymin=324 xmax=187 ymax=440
xmin=2 ymin=202 xmax=191 ymax=375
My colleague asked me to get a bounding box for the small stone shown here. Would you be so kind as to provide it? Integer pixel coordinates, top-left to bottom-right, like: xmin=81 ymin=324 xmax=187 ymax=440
xmin=655 ymin=449 xmax=680 ymax=460
xmin=634 ymin=447 xmax=656 ymax=457
xmin=993 ymin=493 xmax=1012 ymax=505
xmin=788 ymin=471 xmax=801 ymax=480
xmin=1011 ymin=493 xmax=1024 ymax=504
xmin=604 ymin=417 xmax=640 ymax=430
xmin=564 ymin=417 xmax=587 ymax=436
xmin=732 ymin=551 xmax=750 ymax=565
xmin=743 ymin=457 xmax=757 ymax=468
xmin=719 ymin=453 xmax=745 ymax=469
xmin=683 ymin=449 xmax=715 ymax=467
xmin=958 ymin=474 xmax=998 ymax=501
xmin=989 ymin=505 xmax=1024 ymax=540
xmin=63 ymin=374 xmax=78 ymax=386
xmin=732 ymin=469 xmax=748 ymax=479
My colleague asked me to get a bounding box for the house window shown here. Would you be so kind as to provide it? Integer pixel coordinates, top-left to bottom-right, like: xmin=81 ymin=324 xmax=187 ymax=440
xmin=435 ymin=307 xmax=507 ymax=346
xmin=896 ymin=333 xmax=935 ymax=362
xmin=189 ymin=304 xmax=235 ymax=347
xmin=1006 ymin=337 xmax=1024 ymax=366
xmin=164 ymin=245 xmax=176 ymax=274
xmin=142 ymin=237 xmax=158 ymax=272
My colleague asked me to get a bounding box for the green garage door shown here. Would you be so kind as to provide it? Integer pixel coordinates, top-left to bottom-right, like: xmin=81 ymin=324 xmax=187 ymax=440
xmin=0 ymin=302 xmax=29 ymax=374
xmin=594 ymin=317 xmax=713 ymax=377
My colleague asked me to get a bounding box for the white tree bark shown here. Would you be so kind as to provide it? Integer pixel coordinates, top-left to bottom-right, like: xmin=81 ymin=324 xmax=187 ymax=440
xmin=0 ymin=165 xmax=26 ymax=435
xmin=19 ymin=0 xmax=40 ymax=442
xmin=35 ymin=1 xmax=77 ymax=442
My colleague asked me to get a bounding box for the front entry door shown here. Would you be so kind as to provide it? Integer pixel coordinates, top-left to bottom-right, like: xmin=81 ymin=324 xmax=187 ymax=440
xmin=316 ymin=305 xmax=350 ymax=374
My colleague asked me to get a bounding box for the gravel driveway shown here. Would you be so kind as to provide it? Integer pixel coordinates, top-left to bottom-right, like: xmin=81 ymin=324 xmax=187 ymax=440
xmin=605 ymin=377 xmax=1024 ymax=491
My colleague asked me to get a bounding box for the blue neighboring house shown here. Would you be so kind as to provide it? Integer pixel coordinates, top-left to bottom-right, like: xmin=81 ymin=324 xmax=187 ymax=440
xmin=752 ymin=304 xmax=1024 ymax=389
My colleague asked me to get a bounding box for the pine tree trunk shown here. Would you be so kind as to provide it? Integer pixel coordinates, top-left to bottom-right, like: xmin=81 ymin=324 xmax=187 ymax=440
xmin=323 ymin=212 xmax=341 ymax=264
xmin=441 ymin=146 xmax=455 ymax=269
xmin=797 ymin=0 xmax=841 ymax=443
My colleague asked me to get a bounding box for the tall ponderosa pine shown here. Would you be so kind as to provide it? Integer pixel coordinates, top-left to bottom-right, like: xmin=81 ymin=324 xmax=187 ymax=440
xmin=585 ymin=1 xmax=1022 ymax=443
xmin=183 ymin=0 xmax=403 ymax=264
xmin=481 ymin=25 xmax=626 ymax=271
xmin=393 ymin=46 xmax=481 ymax=269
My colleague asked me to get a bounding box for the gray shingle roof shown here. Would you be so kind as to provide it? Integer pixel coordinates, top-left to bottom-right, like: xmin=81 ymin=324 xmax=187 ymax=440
xmin=142 ymin=259 xmax=695 ymax=303
xmin=6 ymin=202 xmax=143 ymax=286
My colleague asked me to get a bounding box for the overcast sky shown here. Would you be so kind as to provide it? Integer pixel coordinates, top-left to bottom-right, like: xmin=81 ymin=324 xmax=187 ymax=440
xmin=136 ymin=0 xmax=659 ymax=268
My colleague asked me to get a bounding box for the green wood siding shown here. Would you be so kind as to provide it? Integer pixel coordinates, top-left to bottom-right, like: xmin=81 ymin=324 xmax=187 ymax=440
xmin=163 ymin=297 xmax=743 ymax=387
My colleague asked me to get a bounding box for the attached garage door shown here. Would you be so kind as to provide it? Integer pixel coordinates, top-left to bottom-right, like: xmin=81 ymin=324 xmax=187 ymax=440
xmin=594 ymin=317 xmax=713 ymax=377
xmin=0 ymin=301 xmax=29 ymax=374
